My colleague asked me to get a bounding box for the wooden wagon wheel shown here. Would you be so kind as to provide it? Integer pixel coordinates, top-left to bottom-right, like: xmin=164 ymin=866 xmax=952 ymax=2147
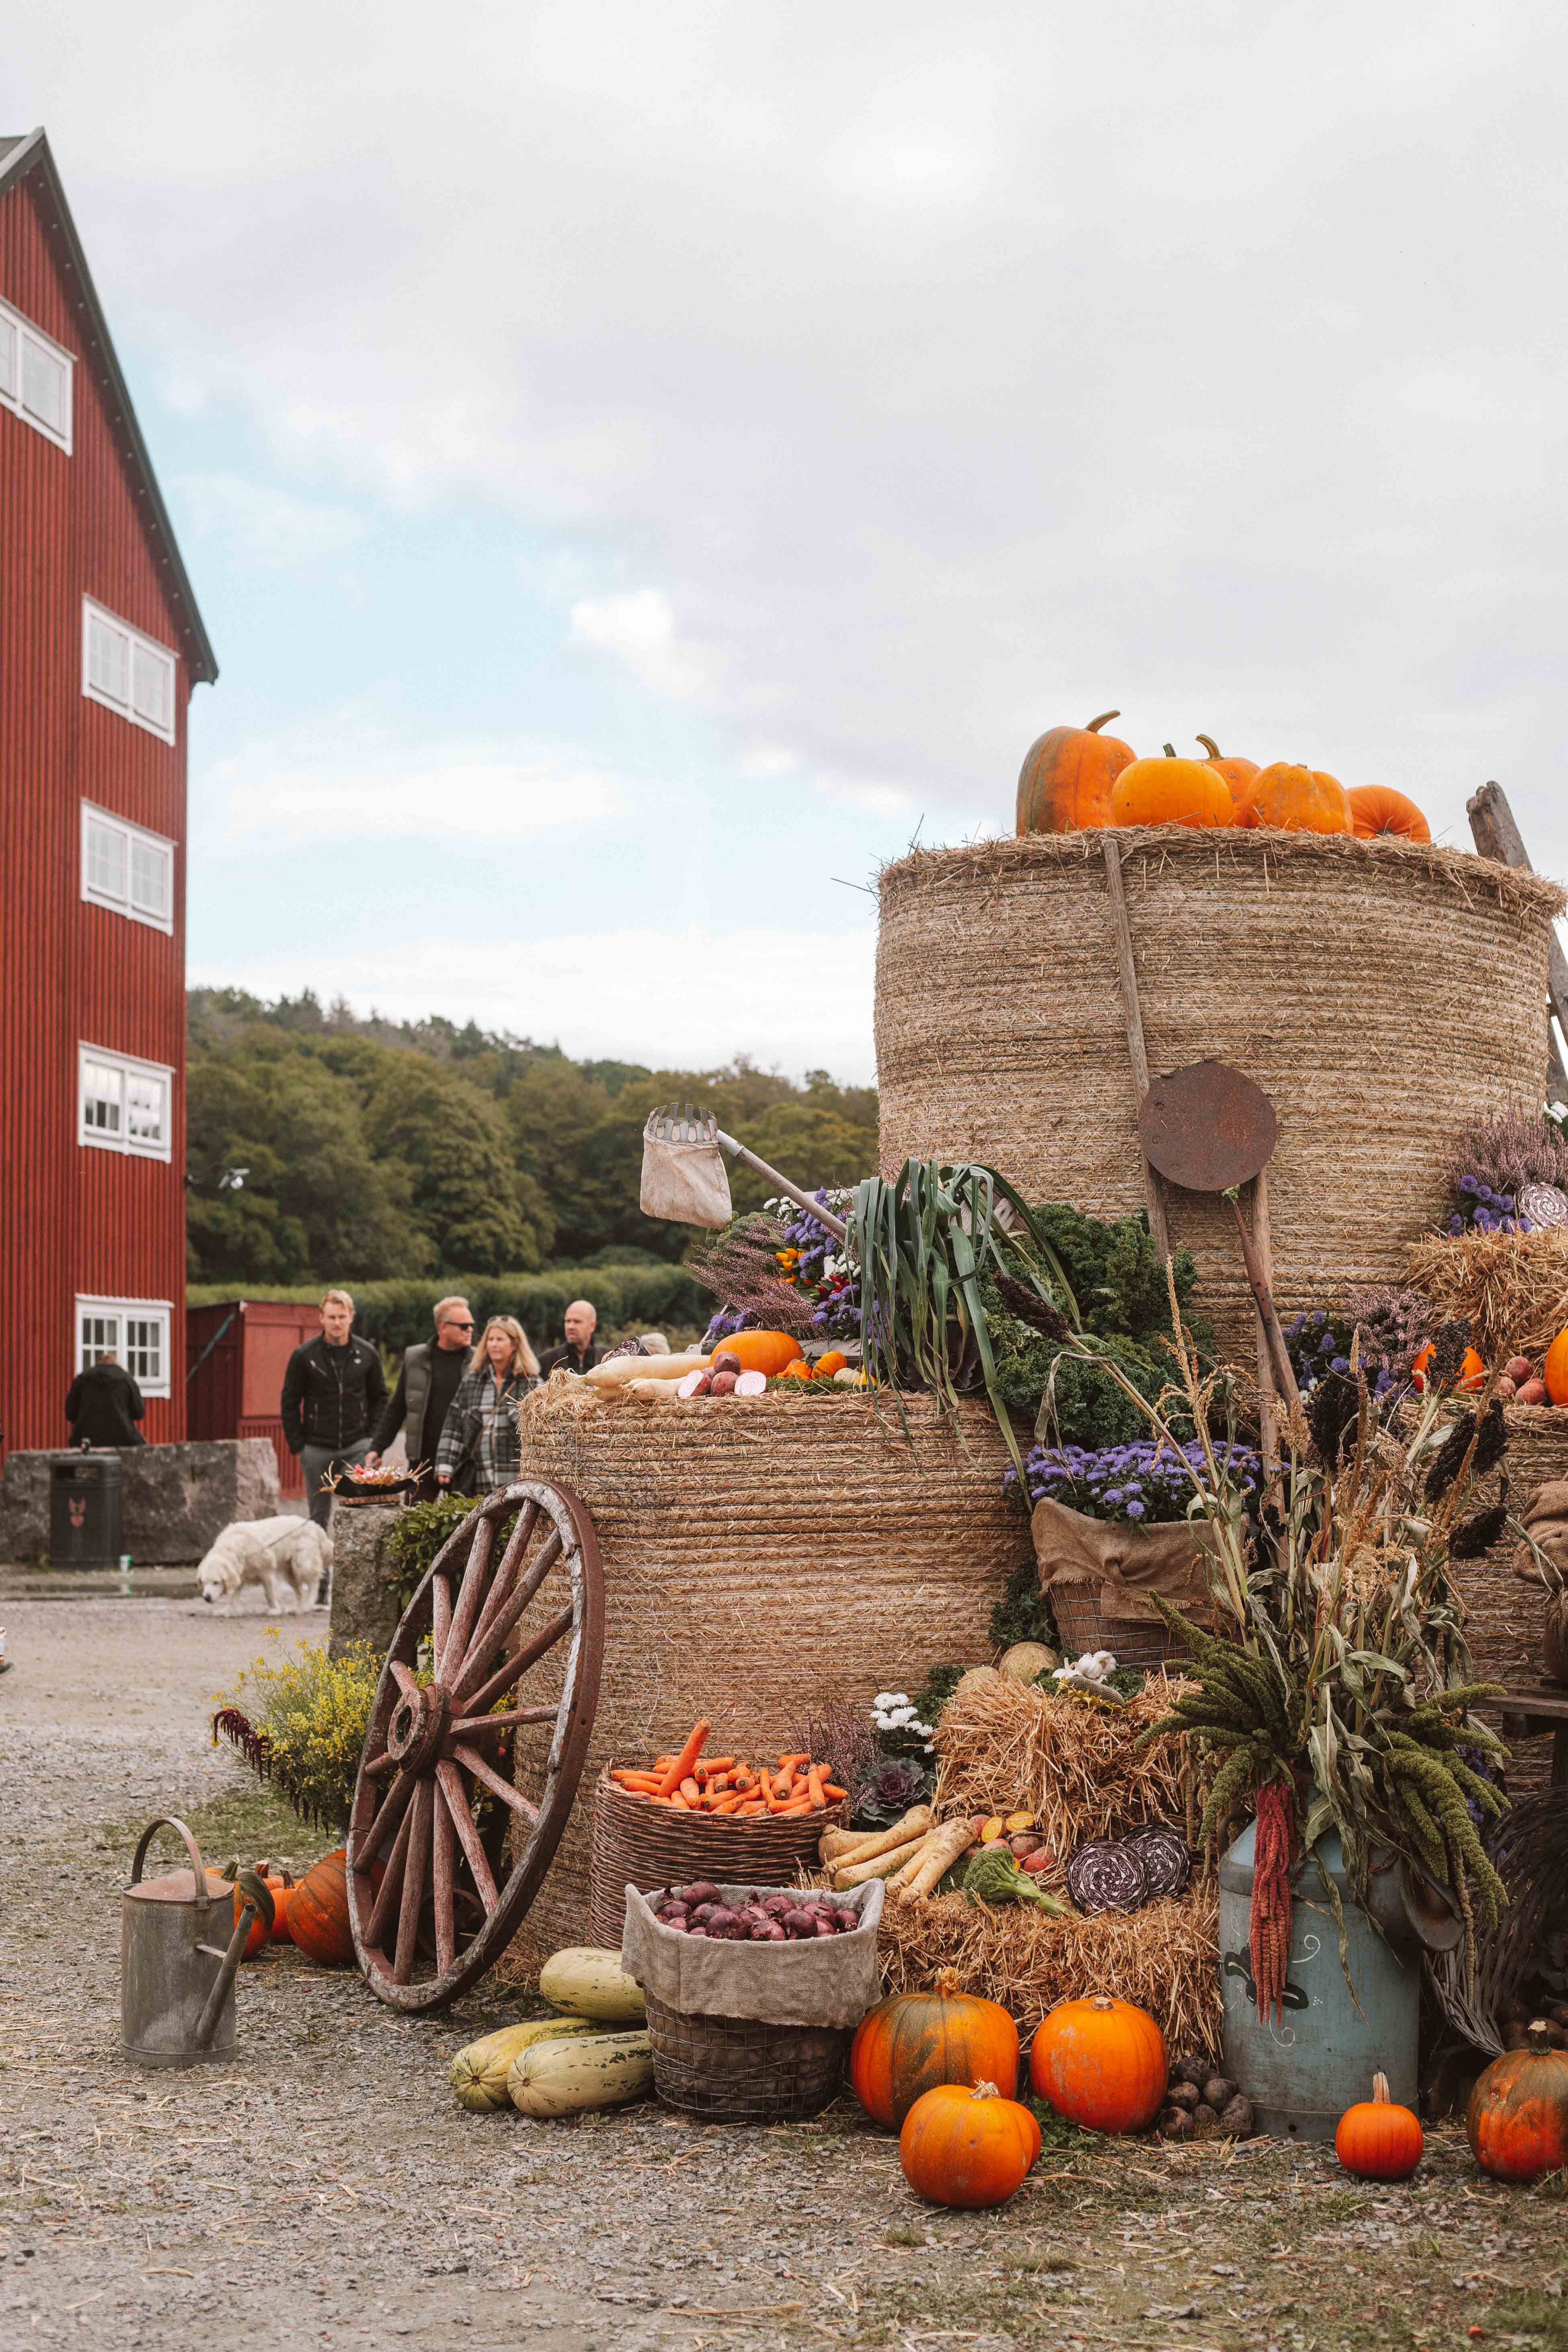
xmin=347 ymin=1478 xmax=604 ymax=2011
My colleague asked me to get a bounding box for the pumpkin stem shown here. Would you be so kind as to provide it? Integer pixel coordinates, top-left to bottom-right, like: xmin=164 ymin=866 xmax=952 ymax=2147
xmin=1089 ymin=1995 xmax=1114 ymax=2011
xmin=1196 ymin=734 xmax=1221 ymax=759
xmin=934 ymin=1967 xmax=963 ymax=1998
xmin=1162 ymin=743 xmax=1176 ymax=758
xmin=1372 ymin=2072 xmax=1389 ymax=2104
xmin=1528 ymin=2019 xmax=1552 ymax=2052
xmin=1086 ymin=711 xmax=1120 ymax=733
xmin=971 ymin=2080 xmax=1000 ymax=2101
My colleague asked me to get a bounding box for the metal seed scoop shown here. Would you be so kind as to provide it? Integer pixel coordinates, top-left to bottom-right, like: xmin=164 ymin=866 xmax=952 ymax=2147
xmin=641 ymin=1105 xmax=849 ymax=1242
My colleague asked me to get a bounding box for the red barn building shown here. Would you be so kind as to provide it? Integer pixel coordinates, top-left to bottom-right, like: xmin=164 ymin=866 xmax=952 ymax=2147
xmin=0 ymin=129 xmax=217 ymax=1457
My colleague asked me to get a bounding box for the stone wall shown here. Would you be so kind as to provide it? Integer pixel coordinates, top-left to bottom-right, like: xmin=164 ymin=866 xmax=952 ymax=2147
xmin=0 ymin=1439 xmax=280 ymax=1565
xmin=326 ymin=1500 xmax=403 ymax=1662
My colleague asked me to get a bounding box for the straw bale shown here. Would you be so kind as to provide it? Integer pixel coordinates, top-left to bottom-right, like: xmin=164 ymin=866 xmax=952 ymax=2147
xmin=1404 ymin=1228 xmax=1568 ymax=1365
xmin=874 ymin=1882 xmax=1222 ymax=2060
xmin=933 ymin=1663 xmax=1194 ymax=1860
xmin=502 ymin=1377 xmax=1029 ymax=1971
xmin=1447 ymin=1403 xmax=1568 ymax=1798
xmin=875 ymin=830 xmax=1562 ymax=1365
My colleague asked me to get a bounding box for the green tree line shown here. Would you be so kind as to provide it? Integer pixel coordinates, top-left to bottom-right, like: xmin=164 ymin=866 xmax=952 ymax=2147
xmin=185 ymin=989 xmax=879 ymax=1286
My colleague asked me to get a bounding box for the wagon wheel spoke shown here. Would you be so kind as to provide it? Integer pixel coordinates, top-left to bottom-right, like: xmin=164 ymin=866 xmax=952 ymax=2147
xmin=450 ymin=1533 xmax=566 ymax=1703
xmin=393 ymin=1781 xmax=435 ymax=1984
xmin=432 ymin=1791 xmax=457 ymax=1976
xmin=361 ymin=1748 xmax=396 ymax=1779
xmin=451 ymin=1740 xmax=540 ymax=1822
xmin=431 ymin=1572 xmax=452 ymax=1677
xmin=456 ymin=1602 xmax=576 ymax=1722
xmin=388 ymin=1660 xmax=420 ymax=1702
xmin=363 ymin=1790 xmax=418 ymax=1949
xmin=461 ymin=1498 xmax=539 ymax=1659
xmin=435 ymin=1759 xmax=500 ymax=1913
xmin=438 ymin=1515 xmax=497 ymax=1687
xmin=449 ymin=1702 xmax=558 ymax=1740
xmin=353 ymin=1765 xmax=414 ymax=1873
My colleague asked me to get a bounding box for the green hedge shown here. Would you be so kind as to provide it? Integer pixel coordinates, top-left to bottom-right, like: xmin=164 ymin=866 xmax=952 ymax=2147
xmin=186 ymin=1265 xmax=710 ymax=1352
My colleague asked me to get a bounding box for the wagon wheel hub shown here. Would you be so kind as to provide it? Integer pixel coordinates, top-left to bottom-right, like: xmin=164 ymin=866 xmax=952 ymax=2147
xmin=387 ymin=1681 xmax=450 ymax=1775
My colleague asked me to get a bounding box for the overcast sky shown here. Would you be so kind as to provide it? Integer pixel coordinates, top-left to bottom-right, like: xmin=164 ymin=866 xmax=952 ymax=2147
xmin=6 ymin=3 xmax=1564 ymax=1080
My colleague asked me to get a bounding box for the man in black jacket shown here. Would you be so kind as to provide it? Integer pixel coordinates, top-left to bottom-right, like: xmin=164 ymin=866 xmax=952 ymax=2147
xmin=280 ymin=1289 xmax=388 ymax=1529
xmin=64 ymin=1353 xmax=146 ymax=1447
xmin=537 ymin=1299 xmax=604 ymax=1379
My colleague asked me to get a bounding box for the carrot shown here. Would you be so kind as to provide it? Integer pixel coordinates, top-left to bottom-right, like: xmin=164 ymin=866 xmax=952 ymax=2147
xmin=736 ymin=1801 xmax=765 ymax=1816
xmin=679 ymin=1777 xmax=701 ymax=1803
xmin=776 ymin=1753 xmax=808 ymax=1772
xmin=807 ymin=1767 xmax=826 ymax=1810
xmin=822 ymin=1784 xmax=848 ymax=1802
xmin=695 ymin=1757 xmax=735 ymax=1776
xmin=775 ymin=1798 xmax=814 ymax=1817
xmin=655 ymin=1720 xmax=711 ymax=1800
xmin=614 ymin=1770 xmax=664 ymax=1790
xmin=670 ymin=1791 xmax=694 ymax=1810
xmin=710 ymin=1792 xmax=746 ymax=1815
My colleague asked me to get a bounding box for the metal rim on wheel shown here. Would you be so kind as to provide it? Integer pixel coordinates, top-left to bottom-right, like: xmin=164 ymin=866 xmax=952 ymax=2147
xmin=347 ymin=1478 xmax=604 ymax=2011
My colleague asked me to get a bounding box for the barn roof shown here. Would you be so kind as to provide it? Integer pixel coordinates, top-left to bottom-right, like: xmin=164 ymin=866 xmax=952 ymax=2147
xmin=0 ymin=127 xmax=218 ymax=685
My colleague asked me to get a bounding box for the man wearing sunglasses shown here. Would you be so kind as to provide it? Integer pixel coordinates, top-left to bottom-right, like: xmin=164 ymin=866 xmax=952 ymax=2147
xmin=367 ymin=1295 xmax=474 ymax=1503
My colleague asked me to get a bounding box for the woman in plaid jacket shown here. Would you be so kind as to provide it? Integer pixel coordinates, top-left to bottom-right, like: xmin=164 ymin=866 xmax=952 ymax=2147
xmin=435 ymin=1315 xmax=540 ymax=1493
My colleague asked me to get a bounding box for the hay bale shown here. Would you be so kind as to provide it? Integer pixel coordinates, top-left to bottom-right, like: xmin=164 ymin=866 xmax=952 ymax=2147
xmin=1449 ymin=1403 xmax=1567 ymax=1798
xmin=504 ymin=1378 xmax=1028 ymax=1970
xmin=1405 ymin=1228 xmax=1568 ymax=1366
xmin=875 ymin=831 xmax=1562 ymax=1363
xmin=875 ymin=1884 xmax=1222 ymax=2060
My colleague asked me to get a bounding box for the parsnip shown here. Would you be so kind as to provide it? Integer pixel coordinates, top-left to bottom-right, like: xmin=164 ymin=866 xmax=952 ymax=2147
xmin=901 ymin=1817 xmax=975 ymax=1900
xmin=626 ymin=1378 xmax=683 ymax=1403
xmin=832 ymin=1831 xmax=930 ymax=1887
xmin=585 ymin=1353 xmax=708 ymax=1389
xmin=887 ymin=1832 xmax=938 ymax=1891
xmin=819 ymin=1806 xmax=932 ymax=1868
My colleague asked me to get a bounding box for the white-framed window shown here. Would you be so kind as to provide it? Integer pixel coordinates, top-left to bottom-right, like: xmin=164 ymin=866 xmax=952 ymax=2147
xmin=0 ymin=293 xmax=73 ymax=453
xmin=79 ymin=802 xmax=175 ymax=933
xmin=78 ymin=1043 xmax=173 ymax=1161
xmin=75 ymin=1296 xmax=172 ymax=1398
xmin=82 ymin=598 xmax=177 ymax=745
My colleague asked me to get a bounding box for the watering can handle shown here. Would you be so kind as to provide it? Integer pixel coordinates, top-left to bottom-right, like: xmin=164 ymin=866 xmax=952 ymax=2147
xmin=130 ymin=1815 xmax=210 ymax=1897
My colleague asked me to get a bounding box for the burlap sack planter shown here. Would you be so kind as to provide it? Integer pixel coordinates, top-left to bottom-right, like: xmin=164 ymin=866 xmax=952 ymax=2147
xmin=875 ymin=831 xmax=1562 ymax=1364
xmin=1032 ymin=1494 xmax=1215 ymax=1667
xmin=506 ymin=1380 xmax=1028 ymax=1970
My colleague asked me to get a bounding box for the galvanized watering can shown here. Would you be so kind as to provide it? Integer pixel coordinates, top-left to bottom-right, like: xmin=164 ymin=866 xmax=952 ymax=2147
xmin=121 ymin=1817 xmax=273 ymax=2069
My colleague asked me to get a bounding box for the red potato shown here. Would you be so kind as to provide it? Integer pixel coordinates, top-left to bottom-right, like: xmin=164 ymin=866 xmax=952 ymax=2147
xmin=1497 ymin=1377 xmax=1517 ymax=1400
xmin=1022 ymin=1848 xmax=1054 ymax=1875
xmin=709 ymin=1371 xmax=739 ymax=1397
xmin=1506 ymin=1356 xmax=1535 ymax=1383
xmin=1009 ymin=1833 xmax=1042 ymax=1860
xmin=971 ymin=1816 xmax=989 ymax=1839
xmin=711 ymin=1351 xmax=742 ymax=1375
xmin=1518 ymin=1378 xmax=1549 ymax=1404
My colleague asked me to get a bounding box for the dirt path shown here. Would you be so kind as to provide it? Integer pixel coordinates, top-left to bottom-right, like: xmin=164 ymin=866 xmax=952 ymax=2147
xmin=1 ymin=1595 xmax=1564 ymax=2352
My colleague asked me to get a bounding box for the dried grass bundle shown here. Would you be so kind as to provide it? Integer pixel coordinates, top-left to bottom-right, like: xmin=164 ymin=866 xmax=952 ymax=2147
xmin=1404 ymin=1228 xmax=1568 ymax=1364
xmin=933 ymin=1665 xmax=1193 ymax=1858
xmin=875 ymin=1882 xmax=1222 ymax=2058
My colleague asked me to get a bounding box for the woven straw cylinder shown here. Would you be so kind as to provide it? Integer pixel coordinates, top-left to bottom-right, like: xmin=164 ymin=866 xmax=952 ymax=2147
xmin=506 ymin=1381 xmax=1028 ymax=1971
xmin=1453 ymin=1402 xmax=1566 ymax=1799
xmin=875 ymin=831 xmax=1563 ymax=1362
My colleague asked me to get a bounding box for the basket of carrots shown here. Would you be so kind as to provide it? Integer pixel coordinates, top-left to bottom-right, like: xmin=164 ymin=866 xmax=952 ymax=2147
xmin=586 ymin=1719 xmax=851 ymax=1949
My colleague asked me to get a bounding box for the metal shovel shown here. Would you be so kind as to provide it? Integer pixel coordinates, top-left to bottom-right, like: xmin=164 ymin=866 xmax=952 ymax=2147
xmin=641 ymin=1105 xmax=850 ymax=1242
xmin=1136 ymin=1060 xmax=1301 ymax=1416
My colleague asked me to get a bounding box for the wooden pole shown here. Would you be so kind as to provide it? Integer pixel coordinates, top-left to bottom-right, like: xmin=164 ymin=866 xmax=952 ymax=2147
xmin=1102 ymin=839 xmax=1173 ymax=1266
xmin=1468 ymin=781 xmax=1568 ymax=1102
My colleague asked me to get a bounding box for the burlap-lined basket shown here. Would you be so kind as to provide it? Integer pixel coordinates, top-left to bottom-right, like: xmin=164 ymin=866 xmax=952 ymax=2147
xmin=586 ymin=1768 xmax=848 ymax=1950
xmin=505 ymin=1379 xmax=1029 ymax=1970
xmin=875 ymin=831 xmax=1562 ymax=1364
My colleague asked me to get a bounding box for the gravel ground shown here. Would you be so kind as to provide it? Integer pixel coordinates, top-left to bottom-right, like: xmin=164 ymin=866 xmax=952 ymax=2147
xmin=2 ymin=1593 xmax=1566 ymax=2352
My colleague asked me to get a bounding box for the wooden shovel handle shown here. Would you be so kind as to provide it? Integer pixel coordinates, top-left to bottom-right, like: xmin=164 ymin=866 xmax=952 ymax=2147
xmin=1227 ymin=1196 xmax=1300 ymax=1413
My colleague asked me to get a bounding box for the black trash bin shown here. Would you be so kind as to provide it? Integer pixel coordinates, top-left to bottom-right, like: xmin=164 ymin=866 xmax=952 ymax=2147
xmin=50 ymin=1449 xmax=124 ymax=1568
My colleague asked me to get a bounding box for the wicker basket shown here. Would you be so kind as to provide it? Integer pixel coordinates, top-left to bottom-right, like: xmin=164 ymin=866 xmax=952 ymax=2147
xmin=587 ymin=1769 xmax=848 ymax=1949
xmin=1050 ymin=1582 xmax=1190 ymax=1671
xmin=642 ymin=1989 xmax=851 ymax=2122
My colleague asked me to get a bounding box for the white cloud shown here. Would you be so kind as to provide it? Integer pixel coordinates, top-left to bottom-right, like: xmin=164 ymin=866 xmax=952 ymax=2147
xmin=570 ymin=589 xmax=714 ymax=702
xmin=169 ymin=471 xmax=367 ymax=566
xmin=187 ymin=924 xmax=878 ymax=1082
xmin=195 ymin=741 xmax=620 ymax=847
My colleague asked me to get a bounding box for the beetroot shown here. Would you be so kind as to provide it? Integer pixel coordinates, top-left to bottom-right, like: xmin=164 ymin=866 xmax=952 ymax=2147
xmin=681 ymin=1882 xmax=721 ymax=1907
xmin=813 ymin=1917 xmax=835 ymax=1936
xmin=781 ymin=1909 xmax=816 ymax=1937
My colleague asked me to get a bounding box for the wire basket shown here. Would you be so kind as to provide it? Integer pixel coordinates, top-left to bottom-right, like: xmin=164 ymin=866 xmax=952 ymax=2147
xmin=587 ymin=1769 xmax=847 ymax=1950
xmin=1050 ymin=1581 xmax=1191 ymax=1671
xmin=642 ymin=1990 xmax=851 ymax=2122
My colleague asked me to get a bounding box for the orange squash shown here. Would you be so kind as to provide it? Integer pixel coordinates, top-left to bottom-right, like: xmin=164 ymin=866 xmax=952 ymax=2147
xmin=899 ymin=2080 xmax=1041 ymax=2208
xmin=1467 ymin=2023 xmax=1568 ymax=2182
xmin=1348 ymin=784 xmax=1430 ymax=844
xmin=1109 ymin=746 xmax=1233 ymax=831
xmin=1247 ymin=763 xmax=1353 ymax=834
xmin=851 ymin=1972 xmax=1020 ymax=2129
xmin=778 ymin=1359 xmax=813 ymax=1380
xmin=1029 ymin=1993 xmax=1167 ymax=2133
xmin=814 ymin=1350 xmax=848 ymax=1378
xmin=1016 ymin=711 xmax=1136 ymax=835
xmin=289 ymin=1848 xmax=355 ymax=1968
xmin=1335 ymin=2072 xmax=1423 ymax=2179
xmin=1196 ymin=734 xmax=1261 ymax=823
xmin=721 ymin=1330 xmax=806 ymax=1378
xmin=1411 ymin=1342 xmax=1486 ymax=1394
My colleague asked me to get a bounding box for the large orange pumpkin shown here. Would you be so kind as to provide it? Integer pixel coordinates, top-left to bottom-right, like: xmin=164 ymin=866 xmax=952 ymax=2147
xmin=1466 ymin=2023 xmax=1568 ymax=2182
xmin=1335 ymin=2072 xmax=1423 ymax=2180
xmin=1196 ymin=734 xmax=1260 ymax=822
xmin=1347 ymin=784 xmax=1430 ymax=844
xmin=719 ymin=1330 xmax=805 ymax=1378
xmin=1016 ymin=711 xmax=1136 ymax=835
xmin=1247 ymin=763 xmax=1353 ymax=834
xmin=1546 ymin=1330 xmax=1568 ymax=1405
xmin=851 ymin=1972 xmax=1020 ymax=2129
xmin=289 ymin=1848 xmax=355 ymax=1967
xmin=899 ymin=2080 xmax=1041 ymax=2208
xmin=1029 ymin=1993 xmax=1167 ymax=2133
xmin=1109 ymin=746 xmax=1233 ymax=831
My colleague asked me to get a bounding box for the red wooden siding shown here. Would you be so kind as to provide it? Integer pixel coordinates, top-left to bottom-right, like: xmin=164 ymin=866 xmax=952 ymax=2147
xmin=186 ymin=1302 xmax=319 ymax=1495
xmin=0 ymin=166 xmax=195 ymax=1457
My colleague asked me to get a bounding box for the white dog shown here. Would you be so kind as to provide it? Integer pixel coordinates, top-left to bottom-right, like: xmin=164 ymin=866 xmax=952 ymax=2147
xmin=197 ymin=1517 xmax=333 ymax=1613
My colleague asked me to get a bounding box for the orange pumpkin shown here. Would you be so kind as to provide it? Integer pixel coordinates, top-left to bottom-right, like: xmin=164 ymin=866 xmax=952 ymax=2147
xmin=1543 ymin=1330 xmax=1568 ymax=1405
xmin=1029 ymin=1993 xmax=1167 ymax=2133
xmin=814 ymin=1351 xmax=848 ymax=1378
xmin=899 ymin=2080 xmax=1041 ymax=2208
xmin=851 ymin=1972 xmax=1020 ymax=2129
xmin=722 ymin=1330 xmax=806 ymax=1378
xmin=1467 ymin=2023 xmax=1568 ymax=2182
xmin=1016 ymin=711 xmax=1136 ymax=835
xmin=1196 ymin=733 xmax=1260 ymax=822
xmin=1109 ymin=746 xmax=1233 ymax=831
xmin=235 ymin=1861 xmax=294 ymax=1957
xmin=1247 ymin=763 xmax=1353 ymax=834
xmin=1347 ymin=784 xmax=1430 ymax=844
xmin=1411 ymin=1342 xmax=1486 ymax=1394
xmin=289 ymin=1848 xmax=355 ymax=1968
xmin=1335 ymin=2072 xmax=1423 ymax=2179
xmin=778 ymin=1359 xmax=813 ymax=1380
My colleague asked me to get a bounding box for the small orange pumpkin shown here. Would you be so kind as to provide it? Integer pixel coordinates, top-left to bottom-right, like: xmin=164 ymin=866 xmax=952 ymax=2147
xmin=1542 ymin=1330 xmax=1568 ymax=1405
xmin=1335 ymin=2071 xmax=1423 ymax=2179
xmin=1411 ymin=1342 xmax=1486 ymax=1394
xmin=1016 ymin=711 xmax=1136 ymax=835
xmin=899 ymin=2080 xmax=1041 ymax=2208
xmin=814 ymin=1350 xmax=848 ymax=1378
xmin=1467 ymin=2022 xmax=1568 ymax=2182
xmin=234 ymin=1860 xmax=294 ymax=1957
xmin=778 ymin=1359 xmax=813 ymax=1380
xmin=1196 ymin=733 xmax=1261 ymax=823
xmin=1347 ymin=784 xmax=1430 ymax=844
xmin=851 ymin=1971 xmax=1020 ymax=2129
xmin=1029 ymin=1993 xmax=1168 ymax=2133
xmin=722 ymin=1330 xmax=806 ymax=1378
xmin=1247 ymin=763 xmax=1353 ymax=834
xmin=1109 ymin=745 xmax=1233 ymax=831
xmin=289 ymin=1848 xmax=355 ymax=1968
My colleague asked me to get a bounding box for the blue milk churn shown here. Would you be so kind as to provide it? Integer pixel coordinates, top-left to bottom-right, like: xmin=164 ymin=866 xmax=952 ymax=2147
xmin=1218 ymin=1818 xmax=1445 ymax=2139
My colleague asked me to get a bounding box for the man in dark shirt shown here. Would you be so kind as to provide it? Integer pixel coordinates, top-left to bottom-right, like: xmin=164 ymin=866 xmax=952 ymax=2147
xmin=537 ymin=1298 xmax=604 ymax=1379
xmin=279 ymin=1289 xmax=388 ymax=1529
xmin=367 ymin=1295 xmax=474 ymax=1500
xmin=64 ymin=1352 xmax=146 ymax=1447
